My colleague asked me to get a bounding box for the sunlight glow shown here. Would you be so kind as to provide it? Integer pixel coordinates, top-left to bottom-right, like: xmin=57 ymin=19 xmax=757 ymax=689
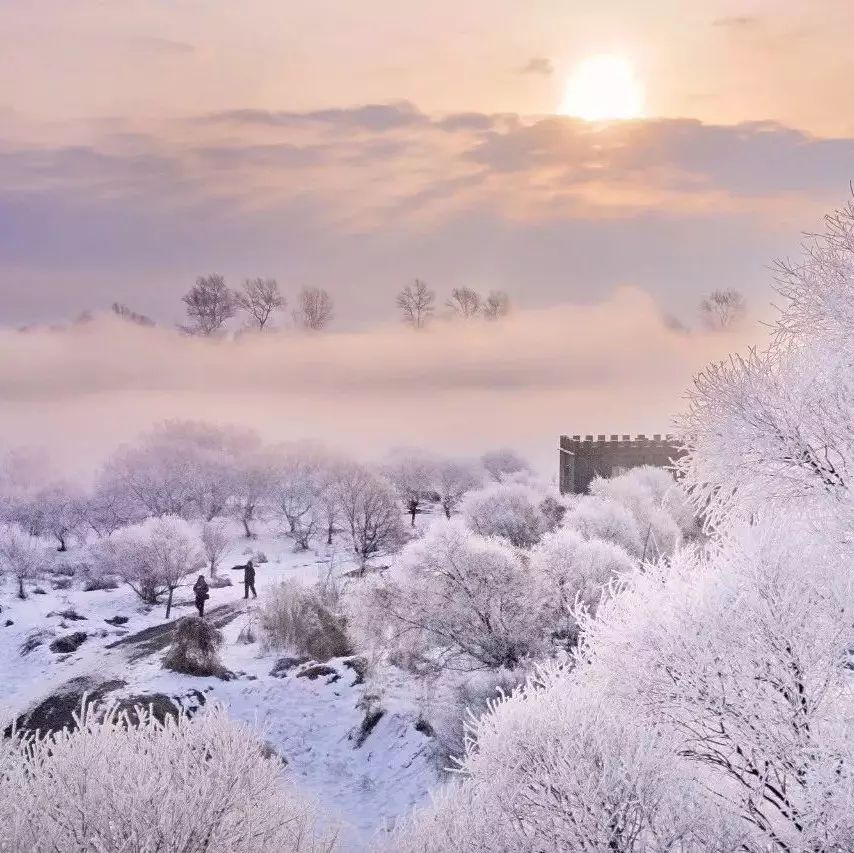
xmin=559 ymin=54 xmax=645 ymax=121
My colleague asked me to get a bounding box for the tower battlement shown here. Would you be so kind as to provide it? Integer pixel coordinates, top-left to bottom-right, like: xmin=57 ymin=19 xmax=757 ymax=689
xmin=559 ymin=433 xmax=685 ymax=494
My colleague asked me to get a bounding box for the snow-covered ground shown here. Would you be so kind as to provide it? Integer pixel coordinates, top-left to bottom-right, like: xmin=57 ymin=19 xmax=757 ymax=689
xmin=0 ymin=526 xmax=438 ymax=852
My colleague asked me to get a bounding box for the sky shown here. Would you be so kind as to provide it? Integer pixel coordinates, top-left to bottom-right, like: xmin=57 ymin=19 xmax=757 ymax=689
xmin=0 ymin=0 xmax=852 ymax=472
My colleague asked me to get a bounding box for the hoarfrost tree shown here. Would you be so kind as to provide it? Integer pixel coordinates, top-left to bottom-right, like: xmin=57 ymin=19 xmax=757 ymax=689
xmin=435 ymin=458 xmax=483 ymax=519
xmin=699 ymin=288 xmax=746 ymax=330
xmin=445 ymin=286 xmax=481 ymax=319
xmin=352 ymin=521 xmax=550 ymax=672
xmin=461 ymin=481 xmax=551 ymax=548
xmin=397 ymin=279 xmax=435 ymax=329
xmin=483 ymin=290 xmax=511 ymax=321
xmin=39 ymin=482 xmax=88 ymax=551
xmin=181 ymin=273 xmax=237 ymax=336
xmin=0 ymin=522 xmax=52 ymax=598
xmin=563 ymin=495 xmax=645 ymax=557
xmin=293 ymin=286 xmax=334 ymax=330
xmin=230 ymin=448 xmax=279 ymax=538
xmin=237 ymin=277 xmax=285 ymax=330
xmin=383 ymin=449 xmax=438 ymax=526
xmin=201 ymin=520 xmax=231 ymax=577
xmin=0 ymin=703 xmax=337 ymax=853
xmin=102 ymin=516 xmax=205 ymax=617
xmin=480 ymin=448 xmax=531 ymax=482
xmin=273 ymin=445 xmax=325 ymax=551
xmin=335 ymin=464 xmax=408 ymax=570
xmin=111 ymin=302 xmax=155 ymax=326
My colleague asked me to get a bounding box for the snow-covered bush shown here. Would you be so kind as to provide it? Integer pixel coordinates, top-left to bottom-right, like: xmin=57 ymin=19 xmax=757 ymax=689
xmin=460 ymin=482 xmax=551 ymax=548
xmin=0 ymin=703 xmax=337 ymax=852
xmin=383 ymin=449 xmax=439 ymax=526
xmin=562 ymin=495 xmax=645 ymax=558
xmin=590 ymin=466 xmax=693 ymax=560
xmin=530 ymin=528 xmax=634 ymax=641
xmin=0 ymin=522 xmax=53 ymax=599
xmin=260 ymin=579 xmax=351 ymax=662
xmin=480 ymin=448 xmax=531 ymax=483
xmin=201 ymin=519 xmax=231 ymax=576
xmin=163 ymin=615 xmax=230 ymax=678
xmin=426 ymin=667 xmax=528 ymax=768
xmin=351 ymin=521 xmax=549 ymax=672
xmin=100 ymin=516 xmax=205 ymax=616
xmin=387 ymin=665 xmax=731 ymax=853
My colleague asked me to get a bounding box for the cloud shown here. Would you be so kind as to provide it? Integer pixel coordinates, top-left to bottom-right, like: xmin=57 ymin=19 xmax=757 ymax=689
xmin=520 ymin=57 xmax=554 ymax=76
xmin=0 ymin=289 xmax=761 ymax=477
xmin=205 ymin=102 xmax=428 ymax=132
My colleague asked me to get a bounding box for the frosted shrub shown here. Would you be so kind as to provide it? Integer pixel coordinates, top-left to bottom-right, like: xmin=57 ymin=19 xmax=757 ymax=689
xmin=388 ymin=665 xmax=725 ymax=853
xmin=530 ymin=528 xmax=634 ymax=640
xmin=461 ymin=482 xmax=549 ymax=548
xmin=563 ymin=496 xmax=645 ymax=557
xmin=0 ymin=703 xmax=337 ymax=853
xmin=351 ymin=520 xmax=549 ymax=672
xmin=100 ymin=515 xmax=205 ymax=616
xmin=260 ymin=579 xmax=351 ymax=661
xmin=0 ymin=522 xmax=53 ymax=599
xmin=427 ymin=667 xmax=528 ymax=768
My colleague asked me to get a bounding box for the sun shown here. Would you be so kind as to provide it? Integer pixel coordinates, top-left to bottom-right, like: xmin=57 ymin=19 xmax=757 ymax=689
xmin=559 ymin=54 xmax=644 ymax=121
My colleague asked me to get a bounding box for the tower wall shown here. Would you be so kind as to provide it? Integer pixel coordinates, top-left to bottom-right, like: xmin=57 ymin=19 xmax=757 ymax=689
xmin=558 ymin=434 xmax=686 ymax=494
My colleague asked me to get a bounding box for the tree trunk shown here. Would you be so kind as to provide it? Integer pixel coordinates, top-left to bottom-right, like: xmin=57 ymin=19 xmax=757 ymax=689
xmin=210 ymin=560 xmax=217 ymax=579
xmin=242 ymin=518 xmax=252 ymax=538
xmin=165 ymin=586 xmax=175 ymax=620
xmin=17 ymin=576 xmax=26 ymax=599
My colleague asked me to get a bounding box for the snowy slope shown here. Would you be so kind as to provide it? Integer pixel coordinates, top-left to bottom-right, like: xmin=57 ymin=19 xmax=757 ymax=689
xmin=0 ymin=526 xmax=439 ymax=852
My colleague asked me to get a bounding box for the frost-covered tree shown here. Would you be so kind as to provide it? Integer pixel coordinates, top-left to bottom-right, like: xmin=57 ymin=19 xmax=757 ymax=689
xmin=38 ymin=482 xmax=88 ymax=552
xmin=293 ymin=287 xmax=333 ymax=330
xmin=181 ymin=273 xmax=237 ymax=336
xmin=0 ymin=523 xmax=52 ymax=598
xmin=435 ymin=458 xmax=483 ymax=519
xmin=445 ymin=287 xmax=481 ymax=319
xmin=563 ymin=495 xmax=645 ymax=557
xmin=0 ymin=703 xmax=337 ymax=852
xmin=530 ymin=528 xmax=634 ymax=641
xmin=383 ymin=449 xmax=437 ymax=526
xmin=352 ymin=521 xmax=549 ymax=672
xmin=201 ymin=520 xmax=231 ymax=577
xmin=334 ymin=465 xmax=407 ymax=570
xmin=480 ymin=448 xmax=531 ymax=482
xmin=699 ymin=288 xmax=746 ymax=330
xmin=101 ymin=516 xmax=205 ymax=617
xmin=237 ymin=277 xmax=285 ymax=330
xmin=111 ymin=301 xmax=155 ymax=326
xmin=397 ymin=279 xmax=435 ymax=329
xmin=483 ymin=290 xmax=510 ymax=321
xmin=461 ymin=481 xmax=550 ymax=548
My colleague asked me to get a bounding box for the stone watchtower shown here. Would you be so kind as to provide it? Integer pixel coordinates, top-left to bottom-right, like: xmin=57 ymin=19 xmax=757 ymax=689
xmin=559 ymin=434 xmax=685 ymax=495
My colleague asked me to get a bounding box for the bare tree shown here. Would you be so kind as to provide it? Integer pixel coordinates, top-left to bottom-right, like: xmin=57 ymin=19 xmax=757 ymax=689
xmin=181 ymin=274 xmax=237 ymax=336
xmin=483 ymin=290 xmax=511 ymax=321
xmin=699 ymin=289 xmax=746 ymax=330
xmin=293 ymin=287 xmax=333 ymax=330
xmin=237 ymin=278 xmax=285 ymax=331
xmin=397 ymin=279 xmax=435 ymax=329
xmin=446 ymin=287 xmax=482 ymax=319
xmin=334 ymin=465 xmax=408 ymax=571
xmin=111 ymin=303 xmax=155 ymax=327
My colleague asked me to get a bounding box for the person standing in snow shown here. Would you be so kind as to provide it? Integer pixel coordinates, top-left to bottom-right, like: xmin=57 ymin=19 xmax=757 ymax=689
xmin=231 ymin=559 xmax=257 ymax=600
xmin=193 ymin=575 xmax=210 ymax=617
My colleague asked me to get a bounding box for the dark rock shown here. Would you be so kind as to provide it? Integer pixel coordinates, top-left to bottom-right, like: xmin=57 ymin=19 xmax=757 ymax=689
xmin=415 ymin=717 xmax=434 ymax=737
xmin=353 ymin=708 xmax=385 ymax=748
xmin=104 ymin=616 xmax=129 ymax=626
xmin=57 ymin=609 xmax=87 ymax=621
xmin=296 ymin=663 xmax=338 ymax=681
xmin=32 ymin=587 xmax=47 ymax=595
xmin=4 ymin=678 xmax=127 ymax=738
xmin=343 ymin=656 xmax=369 ymax=685
xmin=49 ymin=632 xmax=87 ymax=654
xmin=4 ymin=619 xmax=13 ymax=627
xmin=270 ymin=656 xmax=310 ymax=678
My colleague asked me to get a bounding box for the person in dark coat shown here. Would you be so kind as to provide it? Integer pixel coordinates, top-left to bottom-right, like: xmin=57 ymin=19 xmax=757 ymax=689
xmin=231 ymin=559 xmax=257 ymax=599
xmin=193 ymin=575 xmax=210 ymax=617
